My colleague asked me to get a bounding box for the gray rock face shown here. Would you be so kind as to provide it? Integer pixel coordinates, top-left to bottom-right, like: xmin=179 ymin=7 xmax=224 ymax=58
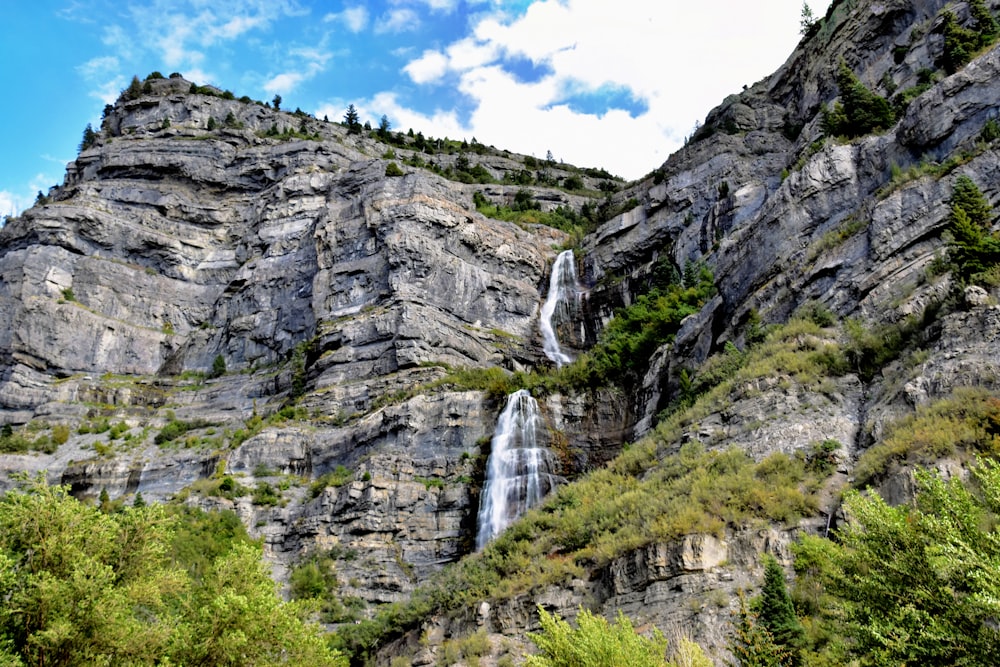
xmin=0 ymin=80 xmax=584 ymax=608
xmin=583 ymin=0 xmax=1000 ymax=439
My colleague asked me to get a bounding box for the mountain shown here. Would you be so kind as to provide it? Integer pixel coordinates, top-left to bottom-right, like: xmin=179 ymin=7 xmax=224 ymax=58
xmin=2 ymin=0 xmax=999 ymax=664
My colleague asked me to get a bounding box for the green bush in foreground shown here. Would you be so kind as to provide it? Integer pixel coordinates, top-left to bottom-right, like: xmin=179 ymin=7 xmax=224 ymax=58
xmin=0 ymin=476 xmax=344 ymax=666
xmin=795 ymin=459 xmax=1000 ymax=665
xmin=526 ymin=607 xmax=670 ymax=667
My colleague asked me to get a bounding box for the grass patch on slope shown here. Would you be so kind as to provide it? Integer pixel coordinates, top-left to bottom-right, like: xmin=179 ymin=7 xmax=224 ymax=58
xmin=853 ymin=387 xmax=1000 ymax=486
xmin=333 ymin=317 xmax=846 ymax=661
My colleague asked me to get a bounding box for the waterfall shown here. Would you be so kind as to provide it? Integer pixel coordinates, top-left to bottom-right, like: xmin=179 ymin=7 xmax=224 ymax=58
xmin=475 ymin=389 xmax=560 ymax=550
xmin=539 ymin=250 xmax=580 ymax=368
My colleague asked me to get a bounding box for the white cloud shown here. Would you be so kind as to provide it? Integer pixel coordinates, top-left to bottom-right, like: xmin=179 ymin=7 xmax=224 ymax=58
xmin=0 ymin=173 xmax=63 ymax=219
xmin=445 ymin=37 xmax=499 ymax=71
xmin=315 ymin=91 xmax=467 ymax=138
xmin=263 ymin=45 xmax=332 ymax=95
xmin=76 ymin=56 xmax=126 ymax=105
xmin=264 ymin=72 xmax=305 ymax=94
xmin=370 ymin=91 xmax=467 ymax=137
xmin=406 ymin=0 xmax=460 ymax=12
xmin=290 ymin=46 xmax=332 ymax=66
xmin=388 ymin=0 xmax=831 ymax=179
xmin=375 ymin=8 xmax=420 ymax=34
xmin=76 ymin=56 xmax=118 ymax=79
xmin=403 ymin=50 xmax=450 ymax=84
xmin=0 ymin=191 xmax=22 ymax=218
xmin=212 ymin=15 xmax=266 ymax=40
xmin=101 ymin=25 xmax=136 ymax=61
xmin=57 ymin=0 xmax=98 ymax=23
xmin=183 ymin=68 xmax=217 ymax=88
xmin=30 ymin=172 xmax=60 ymax=195
xmin=118 ymin=1 xmax=306 ymax=75
xmin=325 ymin=6 xmax=369 ymax=32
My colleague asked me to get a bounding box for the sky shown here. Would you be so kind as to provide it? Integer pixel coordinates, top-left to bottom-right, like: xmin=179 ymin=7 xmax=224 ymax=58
xmin=0 ymin=0 xmax=831 ymax=218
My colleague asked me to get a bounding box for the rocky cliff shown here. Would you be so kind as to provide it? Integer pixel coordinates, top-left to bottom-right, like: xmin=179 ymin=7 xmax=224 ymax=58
xmin=0 ymin=72 xmax=625 ymax=607
xmin=2 ymin=0 xmax=1000 ymax=663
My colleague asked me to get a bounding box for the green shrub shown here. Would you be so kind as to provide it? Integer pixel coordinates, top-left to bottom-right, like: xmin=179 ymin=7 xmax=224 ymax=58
xmin=794 ymin=459 xmax=1000 ymax=665
xmin=842 ymin=316 xmax=921 ymax=382
xmin=981 ymin=117 xmax=1000 ymax=143
xmin=853 ymin=388 xmax=1000 ymax=486
xmin=473 ymin=192 xmax=590 ymax=236
xmin=289 ymin=548 xmax=365 ymax=623
xmin=209 ymin=354 xmax=226 ymax=379
xmin=155 ymin=418 xmax=211 ymax=445
xmin=582 ymin=263 xmax=715 ymax=388
xmin=108 ymin=421 xmax=129 ymax=440
xmin=526 ymin=607 xmax=669 ymax=667
xmin=214 ymin=475 xmax=248 ymax=500
xmin=385 ymin=162 xmax=405 ymax=177
xmin=822 ymin=61 xmax=896 ymax=138
xmin=309 ymin=465 xmax=353 ymax=498
xmin=458 ymin=629 xmax=491 ymax=658
xmin=415 ymin=476 xmax=445 ymax=490
xmin=166 ymin=504 xmax=255 ymax=579
xmin=0 ymin=425 xmax=56 ymax=454
xmin=941 ymin=2 xmax=998 ymax=74
xmin=51 ymin=424 xmax=70 ymax=445
xmin=251 ymin=481 xmax=283 ymax=506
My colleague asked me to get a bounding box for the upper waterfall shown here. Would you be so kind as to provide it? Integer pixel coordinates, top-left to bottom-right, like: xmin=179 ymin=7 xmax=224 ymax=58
xmin=539 ymin=250 xmax=581 ymax=368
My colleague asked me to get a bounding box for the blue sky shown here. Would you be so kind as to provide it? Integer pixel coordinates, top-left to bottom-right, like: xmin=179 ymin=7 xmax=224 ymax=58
xmin=1 ymin=0 xmax=830 ymax=217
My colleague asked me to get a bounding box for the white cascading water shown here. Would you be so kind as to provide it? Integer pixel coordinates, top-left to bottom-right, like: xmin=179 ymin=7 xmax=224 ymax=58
xmin=539 ymin=249 xmax=580 ymax=368
xmin=475 ymin=389 xmax=560 ymax=550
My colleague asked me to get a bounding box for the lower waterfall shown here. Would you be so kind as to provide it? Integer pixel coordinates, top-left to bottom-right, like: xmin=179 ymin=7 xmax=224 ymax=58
xmin=475 ymin=389 xmax=560 ymax=550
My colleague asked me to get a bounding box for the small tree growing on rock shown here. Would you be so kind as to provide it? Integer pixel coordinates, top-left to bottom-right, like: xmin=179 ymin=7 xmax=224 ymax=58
xmin=344 ymin=104 xmax=361 ymax=134
xmin=79 ymin=123 xmax=98 ymax=152
xmin=822 ymin=61 xmax=896 ymax=138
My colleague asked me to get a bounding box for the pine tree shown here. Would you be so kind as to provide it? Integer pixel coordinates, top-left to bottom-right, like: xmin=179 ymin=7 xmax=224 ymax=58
xmin=79 ymin=123 xmax=98 ymax=152
xmin=799 ymin=2 xmax=816 ymax=35
xmin=757 ymin=556 xmax=806 ymax=664
xmin=971 ymin=0 xmax=999 ymax=44
xmin=210 ymin=354 xmax=227 ymax=379
xmin=728 ymin=592 xmax=792 ymax=667
xmin=947 ymin=174 xmax=999 ymax=283
xmin=822 ymin=61 xmax=896 ymax=137
xmin=344 ymin=104 xmax=361 ymax=134
xmin=123 ymin=75 xmax=143 ymax=101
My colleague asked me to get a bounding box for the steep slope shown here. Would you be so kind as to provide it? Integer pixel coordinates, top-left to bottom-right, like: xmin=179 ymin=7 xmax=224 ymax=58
xmin=351 ymin=0 xmax=1000 ymax=662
